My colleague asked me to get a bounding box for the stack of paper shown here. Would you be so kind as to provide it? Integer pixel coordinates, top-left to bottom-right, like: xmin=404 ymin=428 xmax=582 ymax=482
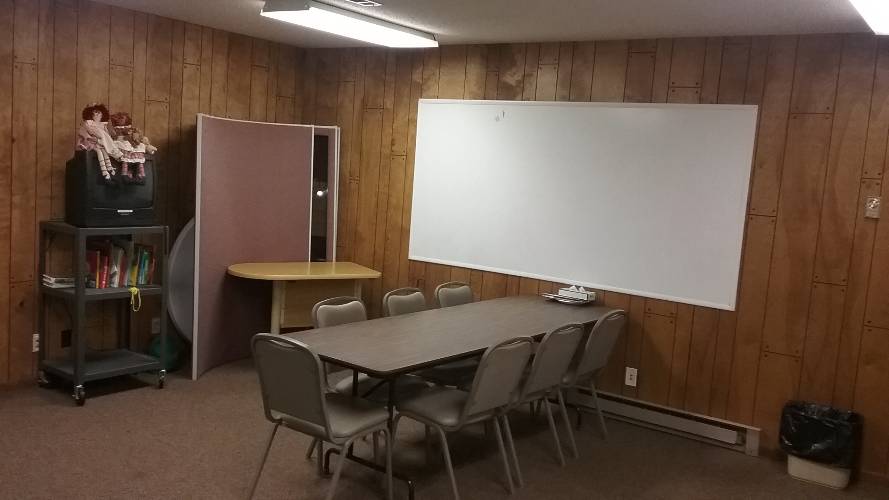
xmin=558 ymin=285 xmax=596 ymax=301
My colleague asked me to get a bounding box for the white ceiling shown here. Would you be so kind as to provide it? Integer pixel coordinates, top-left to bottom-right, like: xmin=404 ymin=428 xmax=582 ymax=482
xmin=95 ymin=0 xmax=870 ymax=48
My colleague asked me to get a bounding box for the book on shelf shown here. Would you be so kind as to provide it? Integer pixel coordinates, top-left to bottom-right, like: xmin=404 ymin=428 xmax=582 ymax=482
xmin=84 ymin=237 xmax=156 ymax=289
xmin=41 ymin=274 xmax=75 ymax=289
xmin=41 ymin=274 xmax=74 ymax=285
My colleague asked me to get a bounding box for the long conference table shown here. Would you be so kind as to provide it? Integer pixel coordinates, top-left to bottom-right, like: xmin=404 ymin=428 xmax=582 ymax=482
xmin=288 ymin=295 xmax=611 ymax=499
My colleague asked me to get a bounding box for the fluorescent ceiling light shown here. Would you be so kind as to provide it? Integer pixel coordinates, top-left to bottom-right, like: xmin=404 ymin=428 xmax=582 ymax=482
xmin=261 ymin=0 xmax=438 ymax=48
xmin=849 ymin=0 xmax=889 ymax=35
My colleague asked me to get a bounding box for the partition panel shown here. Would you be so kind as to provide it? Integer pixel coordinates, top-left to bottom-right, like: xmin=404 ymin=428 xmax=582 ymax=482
xmin=194 ymin=115 xmax=313 ymax=378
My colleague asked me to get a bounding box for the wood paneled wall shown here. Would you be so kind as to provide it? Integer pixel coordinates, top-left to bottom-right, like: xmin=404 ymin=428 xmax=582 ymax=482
xmin=298 ymin=36 xmax=889 ymax=476
xmin=0 ymin=0 xmax=304 ymax=384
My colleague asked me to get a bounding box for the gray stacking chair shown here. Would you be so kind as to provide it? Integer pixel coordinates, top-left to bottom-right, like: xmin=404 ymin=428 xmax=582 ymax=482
xmin=565 ymin=309 xmax=628 ymax=438
xmin=307 ymin=296 xmax=427 ymax=460
xmin=435 ymin=281 xmax=474 ymax=308
xmin=393 ymin=337 xmax=535 ymax=500
xmin=503 ymin=324 xmax=585 ymax=480
xmin=382 ymin=287 xmax=426 ymax=317
xmin=312 ymin=297 xmax=381 ymax=397
xmin=249 ymin=334 xmax=392 ymax=500
xmin=413 ymin=282 xmax=479 ymax=388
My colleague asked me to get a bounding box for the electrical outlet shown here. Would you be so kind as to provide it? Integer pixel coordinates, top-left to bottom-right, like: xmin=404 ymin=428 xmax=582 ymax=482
xmin=32 ymin=333 xmax=39 ymax=353
xmin=151 ymin=317 xmax=161 ymax=334
xmin=624 ymin=367 xmax=638 ymax=387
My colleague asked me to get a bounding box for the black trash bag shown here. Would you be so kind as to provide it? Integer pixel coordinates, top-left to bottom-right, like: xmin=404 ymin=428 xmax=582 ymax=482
xmin=779 ymin=401 xmax=862 ymax=468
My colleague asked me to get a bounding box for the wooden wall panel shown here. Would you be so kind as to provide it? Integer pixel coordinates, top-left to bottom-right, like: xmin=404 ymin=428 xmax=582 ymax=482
xmin=684 ymin=307 xmax=719 ymax=414
xmin=798 ymin=283 xmax=846 ymax=404
xmin=668 ymin=38 xmax=706 ymax=88
xmin=834 ymin=179 xmax=882 ymax=408
xmin=0 ymin=0 xmax=11 ymax=385
xmin=863 ymin=40 xmax=889 ymax=180
xmin=590 ymin=41 xmax=627 ymax=102
xmin=853 ymin=327 xmax=889 ymax=474
xmin=761 ymin=114 xmax=833 ymax=356
xmin=637 ymin=313 xmax=675 ymax=405
xmin=813 ymin=35 xmax=877 ymax=286
xmin=866 ymin=179 xmax=889 ymax=329
xmin=790 ymin=35 xmax=841 ymax=114
xmin=748 ymin=37 xmax=797 ymax=216
xmin=753 ymin=352 xmax=800 ymax=446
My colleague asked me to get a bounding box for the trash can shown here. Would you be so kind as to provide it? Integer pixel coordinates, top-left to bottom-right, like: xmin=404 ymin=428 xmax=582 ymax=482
xmin=779 ymin=401 xmax=862 ymax=489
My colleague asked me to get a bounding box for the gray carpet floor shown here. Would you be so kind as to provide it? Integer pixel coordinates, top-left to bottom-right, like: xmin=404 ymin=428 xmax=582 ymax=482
xmin=1 ymin=359 xmax=887 ymax=500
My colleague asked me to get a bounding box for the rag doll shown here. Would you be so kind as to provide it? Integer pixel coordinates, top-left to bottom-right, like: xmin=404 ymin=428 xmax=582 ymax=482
xmin=108 ymin=112 xmax=158 ymax=183
xmin=76 ymin=104 xmax=121 ymax=181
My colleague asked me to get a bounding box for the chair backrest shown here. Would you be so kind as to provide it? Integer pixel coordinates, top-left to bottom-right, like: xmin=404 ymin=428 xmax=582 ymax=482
xmin=383 ymin=287 xmax=426 ymax=317
xmin=520 ymin=323 xmax=585 ymax=399
xmin=251 ymin=334 xmax=330 ymax=438
xmin=435 ymin=281 xmax=474 ymax=308
xmin=572 ymin=309 xmax=627 ymax=382
xmin=461 ymin=337 xmax=534 ymax=420
xmin=312 ymin=296 xmax=367 ymax=328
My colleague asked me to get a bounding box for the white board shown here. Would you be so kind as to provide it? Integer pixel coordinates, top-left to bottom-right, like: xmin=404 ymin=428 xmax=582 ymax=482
xmin=409 ymin=100 xmax=758 ymax=310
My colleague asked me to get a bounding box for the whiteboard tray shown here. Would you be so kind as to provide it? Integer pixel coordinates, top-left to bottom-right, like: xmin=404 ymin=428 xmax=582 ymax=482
xmin=541 ymin=293 xmax=595 ymax=305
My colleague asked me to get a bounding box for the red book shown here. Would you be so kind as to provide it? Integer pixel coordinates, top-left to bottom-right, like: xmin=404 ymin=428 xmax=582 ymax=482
xmin=85 ymin=250 xmax=100 ymax=288
xmin=147 ymin=252 xmax=156 ymax=285
xmin=99 ymin=255 xmax=109 ymax=289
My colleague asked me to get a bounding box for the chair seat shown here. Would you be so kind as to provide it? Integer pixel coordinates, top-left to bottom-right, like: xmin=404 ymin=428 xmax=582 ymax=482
xmin=414 ymin=358 xmax=479 ymax=388
xmin=324 ymin=393 xmax=390 ymax=439
xmin=397 ymin=387 xmax=470 ymax=429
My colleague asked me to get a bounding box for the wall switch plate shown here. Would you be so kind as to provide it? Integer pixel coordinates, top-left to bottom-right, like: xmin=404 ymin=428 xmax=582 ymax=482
xmin=865 ymin=196 xmax=881 ymax=219
xmin=32 ymin=333 xmax=39 ymax=353
xmin=151 ymin=317 xmax=161 ymax=335
xmin=625 ymin=367 xmax=638 ymax=387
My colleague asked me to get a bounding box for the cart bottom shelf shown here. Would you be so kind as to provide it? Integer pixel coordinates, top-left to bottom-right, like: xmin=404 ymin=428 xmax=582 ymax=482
xmin=41 ymin=349 xmax=161 ymax=383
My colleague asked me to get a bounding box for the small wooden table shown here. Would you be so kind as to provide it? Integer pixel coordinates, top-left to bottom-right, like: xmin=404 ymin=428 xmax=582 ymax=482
xmin=227 ymin=261 xmax=381 ymax=334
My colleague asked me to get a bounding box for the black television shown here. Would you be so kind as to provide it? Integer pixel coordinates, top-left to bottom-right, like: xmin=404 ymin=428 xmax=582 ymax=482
xmin=65 ymin=150 xmax=156 ymax=227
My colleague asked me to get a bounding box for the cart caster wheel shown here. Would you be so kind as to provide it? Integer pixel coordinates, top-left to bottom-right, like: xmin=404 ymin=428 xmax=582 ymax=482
xmin=156 ymin=369 xmax=166 ymax=389
xmin=73 ymin=385 xmax=86 ymax=406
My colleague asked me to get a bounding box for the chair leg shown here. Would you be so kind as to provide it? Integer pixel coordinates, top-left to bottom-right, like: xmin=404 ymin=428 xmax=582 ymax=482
xmin=528 ymin=401 xmax=536 ymax=417
xmin=491 ymin=417 xmax=515 ymax=495
xmin=557 ymin=389 xmax=579 ymax=459
xmin=325 ymin=437 xmax=356 ymax=500
xmin=380 ymin=428 xmax=394 ymax=500
xmin=576 ymin=405 xmax=584 ymax=430
xmin=434 ymin=425 xmax=460 ymax=500
xmin=500 ymin=414 xmax=523 ymax=488
xmin=425 ymin=425 xmax=433 ymax=467
xmin=316 ymin=440 xmax=324 ymax=477
xmin=373 ymin=431 xmax=380 ymax=463
xmin=248 ymin=423 xmax=279 ymax=500
xmin=589 ymin=381 xmax=608 ymax=439
xmin=542 ymin=395 xmax=566 ymax=466
xmin=306 ymin=437 xmax=318 ymax=459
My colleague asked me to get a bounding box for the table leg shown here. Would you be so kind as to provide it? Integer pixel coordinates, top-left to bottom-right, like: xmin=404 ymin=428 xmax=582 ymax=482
xmin=270 ymin=281 xmax=284 ymax=335
xmin=353 ymin=280 xmax=362 ymax=300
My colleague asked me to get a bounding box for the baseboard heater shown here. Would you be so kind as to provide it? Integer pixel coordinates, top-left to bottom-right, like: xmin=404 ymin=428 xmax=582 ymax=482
xmin=568 ymin=388 xmax=760 ymax=457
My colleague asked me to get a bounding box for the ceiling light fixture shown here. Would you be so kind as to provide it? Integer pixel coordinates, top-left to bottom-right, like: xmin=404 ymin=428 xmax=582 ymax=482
xmin=261 ymin=0 xmax=438 ymax=48
xmin=849 ymin=0 xmax=889 ymax=35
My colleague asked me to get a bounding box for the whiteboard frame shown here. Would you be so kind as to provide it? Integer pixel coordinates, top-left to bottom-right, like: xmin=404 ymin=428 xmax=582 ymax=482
xmin=408 ymin=99 xmax=758 ymax=311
